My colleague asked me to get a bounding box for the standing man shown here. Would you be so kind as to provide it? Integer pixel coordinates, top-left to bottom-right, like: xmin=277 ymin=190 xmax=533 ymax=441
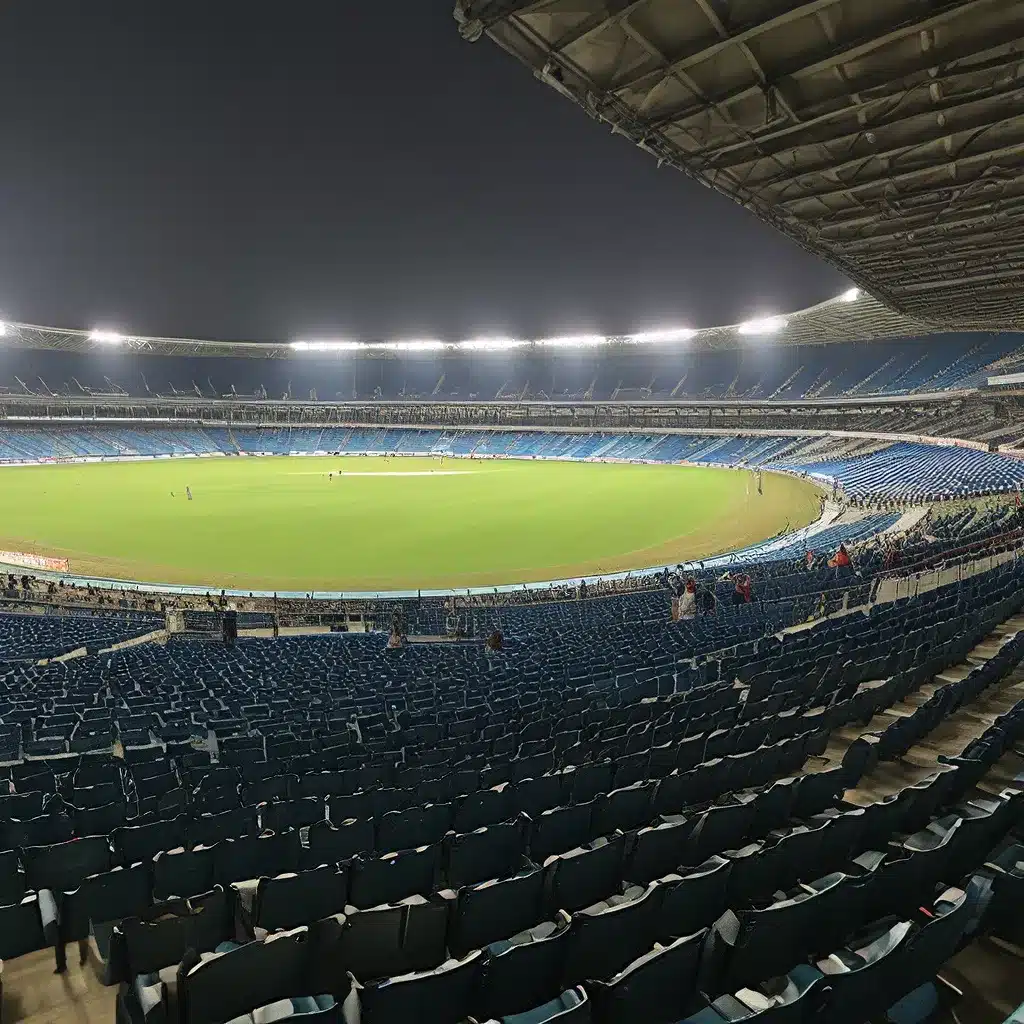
xmin=186 ymin=486 xmax=193 ymax=501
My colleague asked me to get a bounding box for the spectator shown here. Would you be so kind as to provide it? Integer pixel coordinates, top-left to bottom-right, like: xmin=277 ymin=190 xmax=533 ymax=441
xmin=678 ymin=579 xmax=697 ymax=619
xmin=829 ymin=543 xmax=852 ymax=570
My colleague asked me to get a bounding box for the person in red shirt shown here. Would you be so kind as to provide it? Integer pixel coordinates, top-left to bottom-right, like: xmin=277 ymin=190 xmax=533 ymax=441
xmin=731 ymin=573 xmax=753 ymax=604
xmin=829 ymin=544 xmax=851 ymax=569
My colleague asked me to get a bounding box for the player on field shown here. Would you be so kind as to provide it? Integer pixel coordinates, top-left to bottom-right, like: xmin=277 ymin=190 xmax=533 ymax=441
xmin=186 ymin=486 xmax=193 ymax=501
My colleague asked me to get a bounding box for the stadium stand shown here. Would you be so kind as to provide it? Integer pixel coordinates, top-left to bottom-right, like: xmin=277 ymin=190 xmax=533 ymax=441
xmin=0 ymin=612 xmax=160 ymax=662
xmin=0 ymin=551 xmax=1022 ymax=1024
xmin=775 ymin=442 xmax=1024 ymax=501
xmin=2 ymin=333 xmax=1021 ymax=401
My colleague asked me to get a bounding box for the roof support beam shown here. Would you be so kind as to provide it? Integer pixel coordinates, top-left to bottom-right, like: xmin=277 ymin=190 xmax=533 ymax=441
xmin=640 ymin=0 xmax=1010 ymax=126
xmin=617 ymin=20 xmax=767 ymax=156
xmin=550 ymin=0 xmax=648 ymax=52
xmin=774 ymin=137 xmax=1024 ymax=207
xmin=458 ymin=0 xmax=560 ymax=25
xmin=751 ymin=107 xmax=1024 ymax=199
xmin=608 ymin=0 xmax=843 ymax=92
xmin=894 ymin=266 xmax=1024 ymax=293
xmin=708 ymin=78 xmax=1024 ymax=180
xmin=701 ymin=48 xmax=1024 ymax=168
xmin=825 ymin=196 xmax=1024 ymax=246
xmin=690 ymin=0 xmax=801 ymax=124
xmin=870 ymin=238 xmax=1024 ymax=270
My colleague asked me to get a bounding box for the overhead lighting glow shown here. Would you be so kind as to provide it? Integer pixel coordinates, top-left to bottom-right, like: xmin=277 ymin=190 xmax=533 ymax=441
xmin=89 ymin=330 xmax=125 ymax=344
xmin=629 ymin=328 xmax=697 ymax=344
xmin=0 ymin=321 xmax=7 ymax=337
xmin=737 ymin=316 xmax=787 ymax=336
xmin=290 ymin=340 xmax=362 ymax=352
xmin=839 ymin=287 xmax=860 ymax=303
xmin=377 ymin=340 xmax=446 ymax=352
xmin=536 ymin=334 xmax=607 ymax=348
xmin=456 ymin=337 xmax=528 ymax=351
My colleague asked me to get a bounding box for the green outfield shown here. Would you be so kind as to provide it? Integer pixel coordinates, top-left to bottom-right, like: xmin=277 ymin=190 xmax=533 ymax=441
xmin=0 ymin=456 xmax=821 ymax=591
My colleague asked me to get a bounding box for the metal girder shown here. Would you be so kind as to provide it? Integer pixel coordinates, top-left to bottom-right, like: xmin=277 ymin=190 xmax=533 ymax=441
xmin=701 ymin=49 xmax=1024 ymax=169
xmin=876 ymin=236 xmax=1024 ymax=269
xmin=827 ymin=196 xmax=1024 ymax=246
xmin=896 ymin=266 xmax=1024 ymax=293
xmin=615 ymin=19 xmax=767 ymax=156
xmin=458 ymin=0 xmax=558 ymax=26
xmin=549 ymin=0 xmax=648 ymax=52
xmin=606 ymin=0 xmax=842 ymax=93
xmin=758 ymin=113 xmax=1024 ymax=204
xmin=642 ymin=0 xmax=1010 ymax=129
xmin=714 ymin=82 xmax=1024 ymax=185
xmin=690 ymin=0 xmax=802 ymax=124
xmin=813 ymin=192 xmax=1024 ymax=238
xmin=606 ymin=0 xmax=983 ymax=96
xmin=774 ymin=137 xmax=1024 ymax=208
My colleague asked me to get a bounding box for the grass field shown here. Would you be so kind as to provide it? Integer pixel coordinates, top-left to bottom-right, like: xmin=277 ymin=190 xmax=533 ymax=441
xmin=0 ymin=456 xmax=821 ymax=591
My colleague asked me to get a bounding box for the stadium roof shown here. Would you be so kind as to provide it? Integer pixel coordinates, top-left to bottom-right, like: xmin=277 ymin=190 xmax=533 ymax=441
xmin=1 ymin=289 xmax=1017 ymax=360
xmin=455 ymin=0 xmax=1024 ymax=328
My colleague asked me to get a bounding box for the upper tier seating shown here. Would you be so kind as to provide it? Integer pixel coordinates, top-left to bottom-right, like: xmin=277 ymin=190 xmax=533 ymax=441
xmin=3 ymin=332 xmax=1021 ymax=400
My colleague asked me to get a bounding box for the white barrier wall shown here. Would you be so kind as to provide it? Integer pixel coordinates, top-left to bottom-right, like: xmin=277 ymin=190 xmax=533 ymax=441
xmin=873 ymin=545 xmax=1022 ymax=604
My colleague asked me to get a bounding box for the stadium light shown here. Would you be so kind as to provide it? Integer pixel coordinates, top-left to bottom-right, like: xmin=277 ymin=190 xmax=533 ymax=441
xmin=89 ymin=330 xmax=125 ymax=344
xmin=290 ymin=340 xmax=362 ymax=352
xmin=628 ymin=328 xmax=697 ymax=344
xmin=456 ymin=337 xmax=528 ymax=351
xmin=0 ymin=321 xmax=7 ymax=337
xmin=377 ymin=340 xmax=446 ymax=352
xmin=536 ymin=334 xmax=607 ymax=348
xmin=839 ymin=287 xmax=860 ymax=303
xmin=737 ymin=316 xmax=786 ymax=336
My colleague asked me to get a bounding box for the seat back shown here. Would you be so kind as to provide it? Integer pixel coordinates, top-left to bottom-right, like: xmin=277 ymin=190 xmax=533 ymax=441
xmin=120 ymin=887 xmax=233 ymax=976
xmin=476 ymin=916 xmax=572 ymax=1020
xmin=253 ymin=866 xmax=349 ymax=933
xmin=588 ymin=929 xmax=707 ymax=1024
xmin=357 ymin=949 xmax=482 ymax=1024
xmin=178 ymin=926 xmax=317 ymax=1024
xmin=340 ymin=894 xmax=450 ymax=982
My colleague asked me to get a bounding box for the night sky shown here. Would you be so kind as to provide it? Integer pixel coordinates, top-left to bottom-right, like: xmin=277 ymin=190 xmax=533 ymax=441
xmin=0 ymin=1 xmax=848 ymax=344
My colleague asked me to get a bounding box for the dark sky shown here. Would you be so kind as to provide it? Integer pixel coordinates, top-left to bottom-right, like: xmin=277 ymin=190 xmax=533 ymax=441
xmin=0 ymin=1 xmax=847 ymax=343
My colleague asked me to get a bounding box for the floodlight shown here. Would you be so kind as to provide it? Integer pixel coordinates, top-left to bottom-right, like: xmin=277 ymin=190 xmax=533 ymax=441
xmin=737 ymin=316 xmax=786 ymax=336
xmin=378 ymin=340 xmax=446 ymax=352
xmin=457 ymin=337 xmax=528 ymax=351
xmin=290 ymin=340 xmax=362 ymax=352
xmin=839 ymin=287 xmax=860 ymax=303
xmin=89 ymin=330 xmax=125 ymax=344
xmin=629 ymin=328 xmax=697 ymax=343
xmin=536 ymin=334 xmax=607 ymax=348
xmin=0 ymin=321 xmax=7 ymax=337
